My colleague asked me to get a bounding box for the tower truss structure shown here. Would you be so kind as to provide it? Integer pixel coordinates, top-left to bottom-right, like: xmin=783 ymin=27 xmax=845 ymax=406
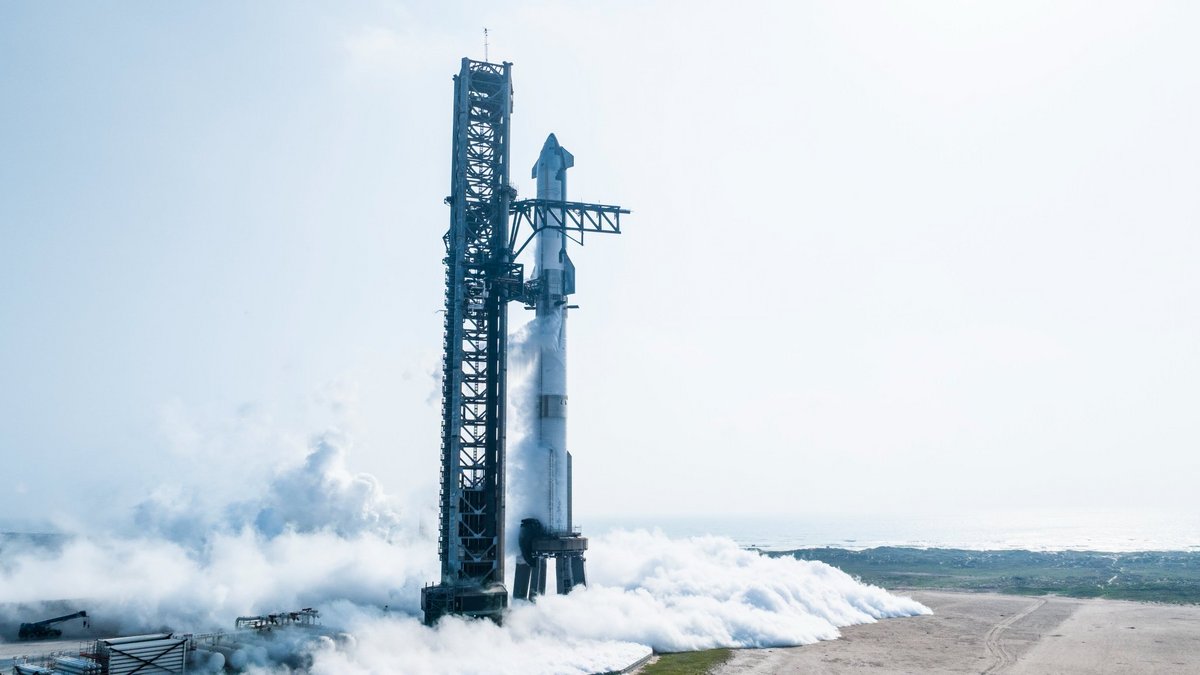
xmin=421 ymin=58 xmax=515 ymax=623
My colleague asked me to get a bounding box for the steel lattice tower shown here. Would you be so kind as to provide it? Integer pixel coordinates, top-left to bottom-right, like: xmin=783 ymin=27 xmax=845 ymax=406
xmin=421 ymin=58 xmax=515 ymax=622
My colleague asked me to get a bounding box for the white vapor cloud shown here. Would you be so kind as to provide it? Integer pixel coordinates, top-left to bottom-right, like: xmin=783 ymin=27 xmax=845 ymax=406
xmin=0 ymin=426 xmax=926 ymax=673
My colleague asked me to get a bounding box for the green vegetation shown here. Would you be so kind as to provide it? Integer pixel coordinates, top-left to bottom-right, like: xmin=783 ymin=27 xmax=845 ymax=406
xmin=641 ymin=649 xmax=733 ymax=675
xmin=769 ymin=547 xmax=1200 ymax=604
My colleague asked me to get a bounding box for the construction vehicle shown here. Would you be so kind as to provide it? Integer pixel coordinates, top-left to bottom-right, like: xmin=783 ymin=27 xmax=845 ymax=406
xmin=17 ymin=610 xmax=88 ymax=640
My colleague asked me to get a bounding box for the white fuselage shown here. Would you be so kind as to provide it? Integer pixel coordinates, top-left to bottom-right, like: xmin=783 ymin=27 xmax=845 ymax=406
xmin=531 ymin=137 xmax=572 ymax=535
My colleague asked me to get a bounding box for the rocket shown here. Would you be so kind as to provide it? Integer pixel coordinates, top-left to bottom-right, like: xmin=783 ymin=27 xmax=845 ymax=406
xmin=513 ymin=134 xmax=588 ymax=600
xmin=532 ymin=133 xmax=574 ymax=535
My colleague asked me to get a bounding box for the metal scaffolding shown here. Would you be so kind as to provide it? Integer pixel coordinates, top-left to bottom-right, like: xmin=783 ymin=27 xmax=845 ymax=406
xmin=422 ymin=58 xmax=515 ymax=623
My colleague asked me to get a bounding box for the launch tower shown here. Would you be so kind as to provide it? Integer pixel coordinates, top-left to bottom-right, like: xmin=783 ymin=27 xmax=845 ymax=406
xmin=421 ymin=59 xmax=516 ymax=623
xmin=422 ymin=58 xmax=628 ymax=624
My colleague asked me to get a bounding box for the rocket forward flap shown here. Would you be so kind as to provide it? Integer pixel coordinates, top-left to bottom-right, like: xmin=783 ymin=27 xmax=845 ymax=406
xmin=532 ymin=133 xmax=575 ymax=178
xmin=558 ymin=147 xmax=575 ymax=173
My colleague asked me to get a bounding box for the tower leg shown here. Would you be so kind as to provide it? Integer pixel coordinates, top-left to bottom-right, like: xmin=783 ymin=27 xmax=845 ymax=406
xmin=554 ymin=555 xmax=587 ymax=594
xmin=535 ymin=558 xmax=548 ymax=596
xmin=555 ymin=556 xmax=572 ymax=594
xmin=513 ymin=561 xmax=533 ymax=601
xmin=526 ymin=558 xmax=545 ymax=600
xmin=571 ymin=555 xmax=587 ymax=588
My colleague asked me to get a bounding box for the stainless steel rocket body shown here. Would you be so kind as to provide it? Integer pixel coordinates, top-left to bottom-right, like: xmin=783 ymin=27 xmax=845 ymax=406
xmin=531 ymin=133 xmax=574 ymax=536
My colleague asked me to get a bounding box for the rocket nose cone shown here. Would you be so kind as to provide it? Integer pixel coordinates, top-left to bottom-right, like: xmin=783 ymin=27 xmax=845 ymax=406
xmin=533 ymin=133 xmax=573 ymax=178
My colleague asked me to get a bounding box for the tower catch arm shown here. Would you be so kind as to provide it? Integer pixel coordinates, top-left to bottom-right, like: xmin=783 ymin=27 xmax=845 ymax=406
xmin=508 ymin=199 xmax=629 ymax=257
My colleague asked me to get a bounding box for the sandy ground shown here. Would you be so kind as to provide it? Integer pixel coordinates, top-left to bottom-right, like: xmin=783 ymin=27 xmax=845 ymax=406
xmin=712 ymin=590 xmax=1200 ymax=674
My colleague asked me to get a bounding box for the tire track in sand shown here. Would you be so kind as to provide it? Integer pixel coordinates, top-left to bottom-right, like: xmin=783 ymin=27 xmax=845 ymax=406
xmin=981 ymin=598 xmax=1046 ymax=673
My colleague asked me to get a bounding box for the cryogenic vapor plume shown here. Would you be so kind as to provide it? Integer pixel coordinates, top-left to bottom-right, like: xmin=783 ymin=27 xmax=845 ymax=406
xmin=235 ymin=432 xmax=405 ymax=539
xmin=504 ymin=316 xmax=558 ymax=547
xmin=0 ymin=433 xmax=431 ymax=635
xmin=0 ymin=423 xmax=927 ymax=673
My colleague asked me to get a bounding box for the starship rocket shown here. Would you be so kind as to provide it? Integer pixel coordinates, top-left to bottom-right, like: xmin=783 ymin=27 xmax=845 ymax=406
xmin=513 ymin=133 xmax=588 ymax=600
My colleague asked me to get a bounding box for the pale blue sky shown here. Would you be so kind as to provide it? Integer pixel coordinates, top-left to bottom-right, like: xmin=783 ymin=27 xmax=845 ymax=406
xmin=2 ymin=1 xmax=1198 ymax=530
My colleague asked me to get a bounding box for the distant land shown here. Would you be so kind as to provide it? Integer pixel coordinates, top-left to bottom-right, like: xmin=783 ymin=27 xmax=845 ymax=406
xmin=771 ymin=547 xmax=1200 ymax=604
